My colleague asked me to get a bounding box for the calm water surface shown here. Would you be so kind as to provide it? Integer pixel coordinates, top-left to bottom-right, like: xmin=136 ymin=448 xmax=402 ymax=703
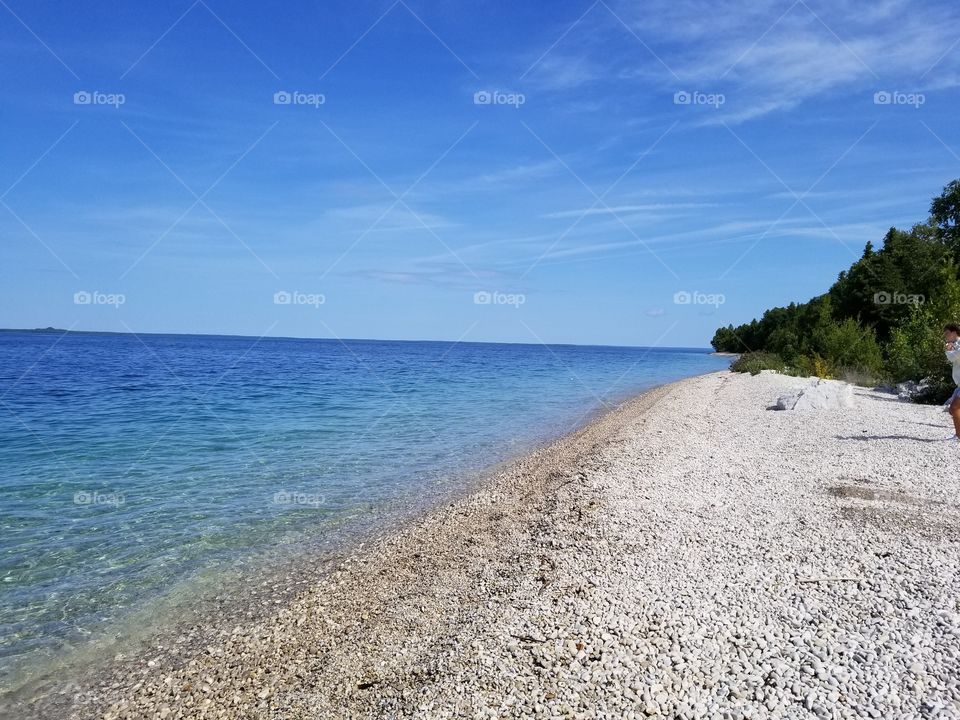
xmin=0 ymin=331 xmax=730 ymax=689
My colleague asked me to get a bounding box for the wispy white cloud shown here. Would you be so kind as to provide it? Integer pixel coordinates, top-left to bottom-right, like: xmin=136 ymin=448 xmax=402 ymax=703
xmin=468 ymin=160 xmax=563 ymax=186
xmin=525 ymin=53 xmax=606 ymax=91
xmin=517 ymin=216 xmax=877 ymax=266
xmin=542 ymin=202 xmax=721 ymax=219
xmin=324 ymin=203 xmax=454 ymax=231
xmin=348 ymin=262 xmax=510 ymax=289
xmin=522 ymin=0 xmax=960 ymax=123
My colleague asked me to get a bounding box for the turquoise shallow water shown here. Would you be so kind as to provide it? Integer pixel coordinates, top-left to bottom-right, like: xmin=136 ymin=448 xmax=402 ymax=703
xmin=0 ymin=331 xmax=730 ymax=687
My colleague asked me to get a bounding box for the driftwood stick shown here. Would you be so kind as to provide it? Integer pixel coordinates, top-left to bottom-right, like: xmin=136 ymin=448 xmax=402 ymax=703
xmin=510 ymin=633 xmax=548 ymax=643
xmin=798 ymin=576 xmax=860 ymax=583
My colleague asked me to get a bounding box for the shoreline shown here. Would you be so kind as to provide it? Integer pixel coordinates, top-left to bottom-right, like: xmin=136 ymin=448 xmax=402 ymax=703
xmin=12 ymin=368 xmax=960 ymax=719
xmin=1 ymin=346 xmax=728 ymax=707
xmin=5 ymin=373 xmax=696 ymax=718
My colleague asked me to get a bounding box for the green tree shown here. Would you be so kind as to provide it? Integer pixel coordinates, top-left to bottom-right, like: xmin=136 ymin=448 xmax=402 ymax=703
xmin=931 ymin=179 xmax=960 ymax=252
xmin=886 ymin=264 xmax=960 ymax=398
xmin=712 ymin=178 xmax=960 ymax=398
xmin=830 ymin=225 xmax=948 ymax=341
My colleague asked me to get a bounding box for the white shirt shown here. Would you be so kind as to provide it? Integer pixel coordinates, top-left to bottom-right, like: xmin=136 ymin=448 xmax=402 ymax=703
xmin=946 ymin=340 xmax=960 ymax=385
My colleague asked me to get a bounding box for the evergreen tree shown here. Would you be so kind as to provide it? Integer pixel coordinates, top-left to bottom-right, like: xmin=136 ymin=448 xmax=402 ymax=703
xmin=713 ymin=179 xmax=960 ymax=399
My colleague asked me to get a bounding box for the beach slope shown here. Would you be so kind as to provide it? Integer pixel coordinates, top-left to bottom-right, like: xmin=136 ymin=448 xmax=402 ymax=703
xmin=32 ymin=371 xmax=960 ymax=719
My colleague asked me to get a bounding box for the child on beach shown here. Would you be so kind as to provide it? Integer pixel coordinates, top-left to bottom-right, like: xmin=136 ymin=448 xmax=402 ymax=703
xmin=944 ymin=323 xmax=960 ymax=440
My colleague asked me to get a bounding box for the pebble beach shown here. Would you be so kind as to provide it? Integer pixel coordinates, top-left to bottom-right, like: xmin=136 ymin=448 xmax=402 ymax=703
xmin=13 ymin=369 xmax=960 ymax=719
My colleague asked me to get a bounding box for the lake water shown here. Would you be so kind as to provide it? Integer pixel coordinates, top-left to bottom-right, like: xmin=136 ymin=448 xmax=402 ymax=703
xmin=0 ymin=331 xmax=730 ymax=691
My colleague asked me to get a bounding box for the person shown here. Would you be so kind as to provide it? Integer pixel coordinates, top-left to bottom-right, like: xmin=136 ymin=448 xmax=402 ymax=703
xmin=944 ymin=323 xmax=960 ymax=440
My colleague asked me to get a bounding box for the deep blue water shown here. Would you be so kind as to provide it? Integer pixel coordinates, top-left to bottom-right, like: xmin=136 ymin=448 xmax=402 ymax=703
xmin=0 ymin=331 xmax=729 ymax=687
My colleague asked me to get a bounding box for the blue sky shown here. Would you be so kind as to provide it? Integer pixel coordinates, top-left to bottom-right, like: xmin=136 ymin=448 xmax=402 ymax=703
xmin=1 ymin=0 xmax=958 ymax=347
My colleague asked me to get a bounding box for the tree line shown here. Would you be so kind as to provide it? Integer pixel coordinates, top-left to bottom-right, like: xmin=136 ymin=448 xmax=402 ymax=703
xmin=712 ymin=180 xmax=960 ymax=400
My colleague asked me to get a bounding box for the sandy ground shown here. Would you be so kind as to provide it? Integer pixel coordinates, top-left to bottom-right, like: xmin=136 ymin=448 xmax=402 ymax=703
xmin=13 ymin=370 xmax=960 ymax=719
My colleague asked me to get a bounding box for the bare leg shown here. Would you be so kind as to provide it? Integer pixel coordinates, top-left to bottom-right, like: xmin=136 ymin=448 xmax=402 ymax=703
xmin=950 ymin=396 xmax=960 ymax=437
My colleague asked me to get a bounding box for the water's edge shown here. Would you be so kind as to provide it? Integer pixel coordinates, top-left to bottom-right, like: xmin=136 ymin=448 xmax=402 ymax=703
xmin=1 ymin=368 xmax=729 ymax=710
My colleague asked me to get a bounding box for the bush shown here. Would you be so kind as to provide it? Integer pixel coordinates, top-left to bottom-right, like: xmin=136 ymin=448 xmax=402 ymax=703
xmin=886 ymin=311 xmax=943 ymax=382
xmin=884 ymin=265 xmax=960 ymax=401
xmin=835 ymin=367 xmax=884 ymax=387
xmin=730 ymin=352 xmax=786 ymax=375
xmin=792 ymin=353 xmax=833 ymax=379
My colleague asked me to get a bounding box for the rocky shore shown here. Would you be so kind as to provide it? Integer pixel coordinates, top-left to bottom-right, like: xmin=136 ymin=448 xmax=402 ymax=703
xmin=12 ymin=370 xmax=960 ymax=719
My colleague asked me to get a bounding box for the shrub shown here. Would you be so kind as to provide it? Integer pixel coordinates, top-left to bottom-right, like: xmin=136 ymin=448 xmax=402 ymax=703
xmin=730 ymin=351 xmax=786 ymax=375
xmin=812 ymin=354 xmax=833 ymax=379
xmin=884 ymin=265 xmax=960 ymax=401
xmin=791 ymin=354 xmax=830 ymax=378
xmin=835 ymin=367 xmax=884 ymax=387
xmin=805 ymin=302 xmax=885 ymax=376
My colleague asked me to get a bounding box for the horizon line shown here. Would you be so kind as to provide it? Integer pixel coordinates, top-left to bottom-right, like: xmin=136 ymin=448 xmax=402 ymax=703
xmin=0 ymin=327 xmax=717 ymax=353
